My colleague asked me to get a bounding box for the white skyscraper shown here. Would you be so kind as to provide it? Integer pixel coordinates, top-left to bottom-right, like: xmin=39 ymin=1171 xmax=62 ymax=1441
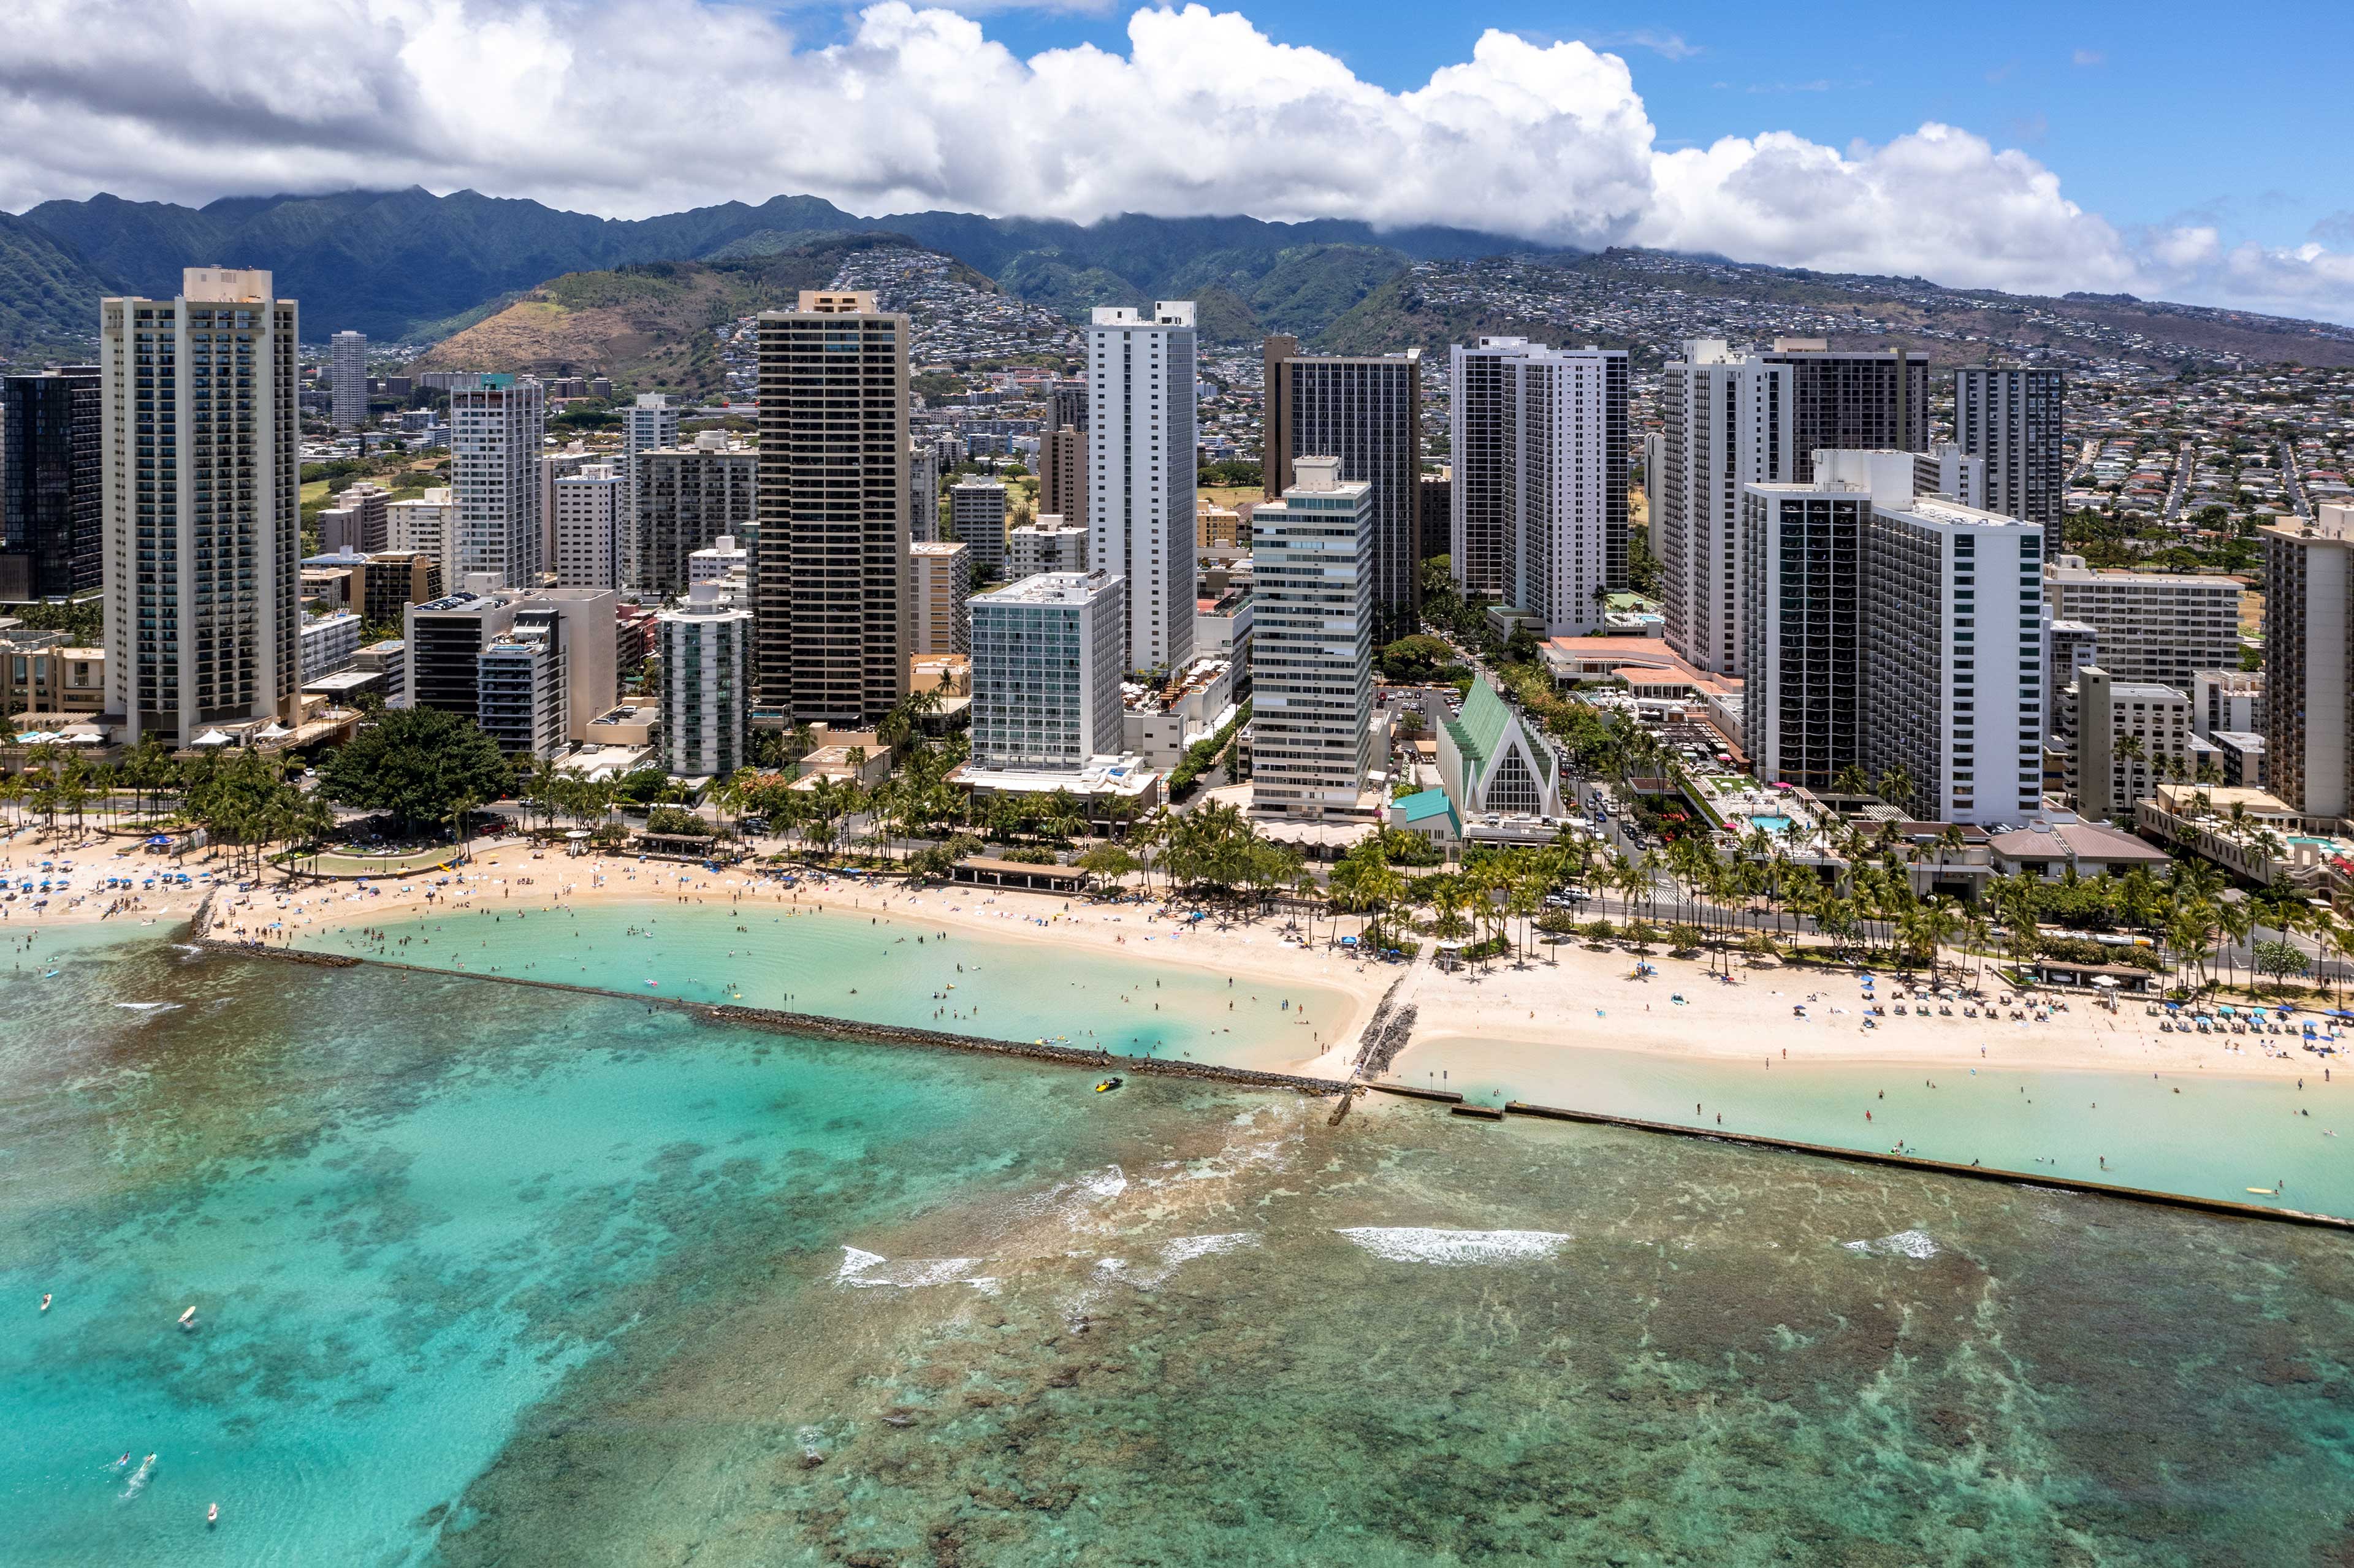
xmin=618 ymin=393 xmax=679 ymax=585
xmin=1249 ymin=457 xmax=1374 ymax=818
xmin=99 ymin=267 xmax=302 ymax=744
xmin=449 ymin=374 xmax=546 ymax=588
xmin=1658 ymin=340 xmax=1794 ymax=676
xmin=330 ymin=329 xmax=367 ymax=432
xmin=1087 ymin=302 xmax=1196 ymax=675
xmin=657 ymin=580 xmax=752 ymax=778
xmin=1509 ymin=346 xmax=1628 ymax=637
xmin=552 ymin=463 xmax=625 ymax=589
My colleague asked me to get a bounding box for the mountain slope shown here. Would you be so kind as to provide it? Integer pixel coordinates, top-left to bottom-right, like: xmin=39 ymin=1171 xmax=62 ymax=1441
xmin=14 ymin=188 xmax=1545 ymax=341
xmin=405 ymin=234 xmax=931 ymax=395
xmin=0 ymin=213 xmax=120 ymax=347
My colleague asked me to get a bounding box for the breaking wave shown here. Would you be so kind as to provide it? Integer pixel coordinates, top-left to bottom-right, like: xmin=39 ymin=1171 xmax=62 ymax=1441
xmin=1842 ymin=1230 xmax=1939 ymax=1259
xmin=1335 ymin=1227 xmax=1569 ymax=1265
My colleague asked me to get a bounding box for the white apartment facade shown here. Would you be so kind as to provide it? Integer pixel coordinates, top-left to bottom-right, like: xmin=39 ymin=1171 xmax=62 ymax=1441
xmin=449 ymin=374 xmax=546 ymax=588
xmin=1249 ymin=457 xmax=1374 ymax=818
xmin=2065 ymin=665 xmax=2190 ymax=822
xmin=968 ymin=569 xmax=1124 ymax=770
xmin=1510 ymin=346 xmax=1628 ymax=637
xmin=552 ymin=463 xmax=625 ymax=590
xmin=1008 ymin=518 xmax=1087 ymax=579
xmin=1743 ymin=450 xmax=2046 ymax=826
xmin=1658 ymin=340 xmax=1794 ymax=676
xmin=658 ymin=580 xmax=752 ymax=778
xmin=1087 ymin=303 xmax=1197 ymax=675
xmin=2043 ymin=563 xmax=2240 ymax=688
xmin=388 ymin=487 xmax=457 ymax=584
xmin=99 ymin=267 xmax=303 ymax=743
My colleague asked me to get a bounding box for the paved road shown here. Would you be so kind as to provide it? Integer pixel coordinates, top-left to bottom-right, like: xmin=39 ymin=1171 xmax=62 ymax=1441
xmin=2280 ymin=440 xmax=2312 ymax=518
xmin=2162 ymin=439 xmax=2195 ymax=520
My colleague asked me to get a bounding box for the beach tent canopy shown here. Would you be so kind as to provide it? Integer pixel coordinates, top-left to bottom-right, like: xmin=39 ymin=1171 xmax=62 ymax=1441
xmin=255 ymin=722 xmax=292 ymax=739
xmin=2090 ymin=975 xmax=2118 ymax=988
xmin=17 ymin=731 xmax=65 ymax=744
xmin=192 ymin=730 xmax=233 ymax=747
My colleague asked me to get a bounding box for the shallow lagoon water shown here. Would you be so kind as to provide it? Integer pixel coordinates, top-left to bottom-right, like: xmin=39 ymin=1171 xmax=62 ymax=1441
xmin=4 ymin=932 xmax=2353 ymax=1564
xmin=294 ymin=895 xmax=1358 ymax=1067
xmin=1400 ymin=1032 xmax=2354 ymax=1219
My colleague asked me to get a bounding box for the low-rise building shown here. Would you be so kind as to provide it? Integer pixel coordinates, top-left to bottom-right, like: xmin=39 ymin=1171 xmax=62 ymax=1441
xmin=1120 ymin=657 xmax=1235 ymax=767
xmin=300 ymin=609 xmax=364 ymax=680
xmin=1439 ymin=677 xmax=1568 ymax=823
xmin=1008 ymin=517 xmax=1087 ymax=579
xmin=1985 ymin=814 xmax=2175 ymax=880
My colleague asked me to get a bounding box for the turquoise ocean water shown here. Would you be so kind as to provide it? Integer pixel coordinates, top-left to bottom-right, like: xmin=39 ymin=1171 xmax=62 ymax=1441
xmin=295 ymin=897 xmax=2354 ymax=1217
xmin=293 ymin=895 xmax=1359 ymax=1065
xmin=4 ymin=926 xmax=2352 ymax=1564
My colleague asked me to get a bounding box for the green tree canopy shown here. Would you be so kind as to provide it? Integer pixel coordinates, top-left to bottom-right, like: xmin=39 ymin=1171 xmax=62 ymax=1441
xmin=319 ymin=706 xmax=512 ymax=832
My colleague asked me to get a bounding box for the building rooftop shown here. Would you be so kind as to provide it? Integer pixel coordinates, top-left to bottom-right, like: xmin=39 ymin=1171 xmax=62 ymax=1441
xmin=1986 ymin=818 xmax=2173 ymax=865
xmin=973 ymin=569 xmax=1118 ymax=606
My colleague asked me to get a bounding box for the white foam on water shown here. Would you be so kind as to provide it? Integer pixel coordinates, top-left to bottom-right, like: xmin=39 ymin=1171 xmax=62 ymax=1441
xmin=834 ymin=1247 xmax=989 ymax=1289
xmin=1842 ymin=1230 xmax=1940 ymax=1259
xmin=115 ymin=1001 xmax=181 ymax=1012
xmin=1336 ymin=1227 xmax=1569 ymax=1266
xmin=1095 ymin=1231 xmax=1263 ymax=1290
xmin=1160 ymin=1231 xmax=1259 ymax=1266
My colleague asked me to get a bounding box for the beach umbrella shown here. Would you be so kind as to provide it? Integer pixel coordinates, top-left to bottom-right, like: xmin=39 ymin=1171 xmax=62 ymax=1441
xmin=2091 ymin=975 xmax=2118 ymax=988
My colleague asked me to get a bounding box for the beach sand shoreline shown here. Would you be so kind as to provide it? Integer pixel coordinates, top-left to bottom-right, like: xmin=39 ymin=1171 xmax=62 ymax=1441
xmin=107 ymin=830 xmax=2336 ymax=1092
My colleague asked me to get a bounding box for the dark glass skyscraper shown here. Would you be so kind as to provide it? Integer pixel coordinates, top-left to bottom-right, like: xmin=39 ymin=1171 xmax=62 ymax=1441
xmin=1263 ymin=337 xmax=1423 ymax=643
xmin=0 ymin=366 xmax=101 ymax=601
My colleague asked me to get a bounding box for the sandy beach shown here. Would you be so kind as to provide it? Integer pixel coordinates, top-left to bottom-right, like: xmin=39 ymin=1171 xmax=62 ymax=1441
xmin=188 ymin=839 xmax=2348 ymax=1092
xmin=0 ymin=828 xmax=212 ymax=932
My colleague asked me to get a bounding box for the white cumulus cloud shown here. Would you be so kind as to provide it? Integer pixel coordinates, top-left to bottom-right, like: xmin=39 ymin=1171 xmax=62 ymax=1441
xmin=0 ymin=0 xmax=2347 ymax=322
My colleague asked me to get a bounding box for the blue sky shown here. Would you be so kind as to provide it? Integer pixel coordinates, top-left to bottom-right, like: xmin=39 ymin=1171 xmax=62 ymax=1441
xmin=979 ymin=0 xmax=2350 ymax=255
xmin=3 ymin=0 xmax=2350 ymax=319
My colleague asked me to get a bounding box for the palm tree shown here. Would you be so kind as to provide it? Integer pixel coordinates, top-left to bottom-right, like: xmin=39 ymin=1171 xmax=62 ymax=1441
xmin=2215 ymin=897 xmax=2256 ymax=992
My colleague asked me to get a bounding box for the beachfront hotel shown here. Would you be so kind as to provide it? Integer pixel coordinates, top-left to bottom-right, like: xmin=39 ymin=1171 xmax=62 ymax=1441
xmin=1249 ymin=457 xmax=1379 ymax=818
xmin=98 ymin=267 xmax=303 ymax=745
xmin=657 ymin=579 xmax=753 ymax=780
xmin=755 ymin=291 xmax=913 ymax=727
xmin=1742 ymin=449 xmax=2046 ymax=826
xmin=2261 ymin=503 xmax=2354 ymax=819
xmin=967 ymin=569 xmax=1125 ymax=771
xmin=1087 ymin=302 xmax=1197 ymax=676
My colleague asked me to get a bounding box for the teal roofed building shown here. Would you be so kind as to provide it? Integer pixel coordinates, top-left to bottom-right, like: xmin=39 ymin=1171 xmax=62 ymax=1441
xmin=1387 ymin=786 xmax=1461 ymax=852
xmin=1439 ymin=677 xmax=1566 ymax=820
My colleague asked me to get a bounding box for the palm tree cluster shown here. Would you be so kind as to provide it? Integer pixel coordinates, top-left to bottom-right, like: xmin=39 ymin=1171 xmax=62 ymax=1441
xmin=1 ymin=741 xmax=333 ymax=877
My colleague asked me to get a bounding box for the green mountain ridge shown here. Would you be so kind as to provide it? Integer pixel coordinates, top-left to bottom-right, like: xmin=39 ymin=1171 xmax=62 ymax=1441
xmin=10 ymin=188 xmax=1539 ymax=344
xmin=0 ymin=212 xmax=121 ymax=349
